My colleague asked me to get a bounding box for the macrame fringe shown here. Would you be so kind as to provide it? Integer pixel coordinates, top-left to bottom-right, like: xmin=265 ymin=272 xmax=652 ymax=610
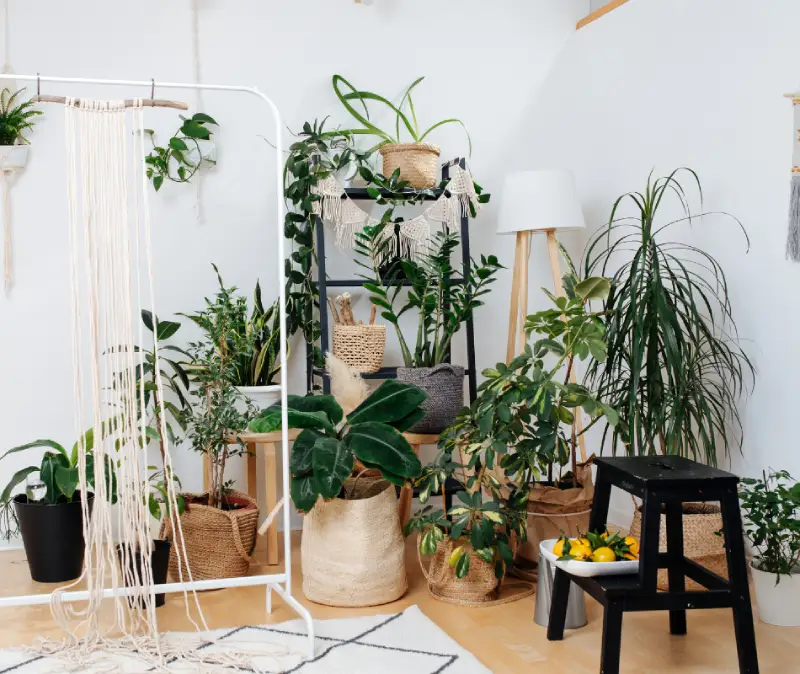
xmin=787 ymin=174 xmax=800 ymax=261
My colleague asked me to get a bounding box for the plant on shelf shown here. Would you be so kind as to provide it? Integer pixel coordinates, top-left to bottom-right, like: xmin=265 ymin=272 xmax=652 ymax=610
xmin=0 ymin=88 xmax=42 ymax=146
xmin=0 ymin=423 xmax=117 ymax=582
xmin=583 ymin=169 xmax=754 ymax=465
xmin=354 ymin=223 xmax=501 ymax=432
xmin=405 ymin=267 xmax=618 ymax=599
xmin=144 ymin=113 xmax=217 ymax=191
xmin=739 ymin=470 xmax=800 ymax=626
xmin=332 ymin=75 xmax=470 ymax=188
xmin=249 ymin=378 xmax=426 ymax=607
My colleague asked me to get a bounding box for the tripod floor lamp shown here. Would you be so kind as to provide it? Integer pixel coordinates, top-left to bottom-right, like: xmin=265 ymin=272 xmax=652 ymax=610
xmin=497 ymin=169 xmax=589 ymax=462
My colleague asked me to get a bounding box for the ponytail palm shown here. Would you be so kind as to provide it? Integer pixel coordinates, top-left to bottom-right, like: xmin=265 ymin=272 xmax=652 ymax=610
xmin=583 ymin=169 xmax=754 ymax=466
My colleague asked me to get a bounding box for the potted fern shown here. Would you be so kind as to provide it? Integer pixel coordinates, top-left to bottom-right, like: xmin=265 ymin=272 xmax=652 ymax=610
xmin=249 ymin=379 xmax=426 ymax=607
xmin=0 ymin=87 xmax=42 ymax=170
xmin=355 ymin=224 xmax=501 ymax=433
xmin=332 ymin=75 xmax=470 ymax=188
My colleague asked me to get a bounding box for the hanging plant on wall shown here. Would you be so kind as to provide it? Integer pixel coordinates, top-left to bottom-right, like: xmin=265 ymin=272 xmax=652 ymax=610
xmin=144 ymin=113 xmax=217 ymax=191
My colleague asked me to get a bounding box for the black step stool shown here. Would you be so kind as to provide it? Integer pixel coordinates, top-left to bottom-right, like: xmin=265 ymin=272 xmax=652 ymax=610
xmin=547 ymin=455 xmax=759 ymax=674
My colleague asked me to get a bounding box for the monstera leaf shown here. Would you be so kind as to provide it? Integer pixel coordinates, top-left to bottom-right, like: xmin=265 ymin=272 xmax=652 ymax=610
xmin=345 ymin=422 xmax=421 ymax=478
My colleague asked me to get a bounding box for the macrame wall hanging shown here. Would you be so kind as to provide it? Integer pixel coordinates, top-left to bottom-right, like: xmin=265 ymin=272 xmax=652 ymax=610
xmin=787 ymin=95 xmax=800 ymax=261
xmin=311 ymin=163 xmax=481 ymax=256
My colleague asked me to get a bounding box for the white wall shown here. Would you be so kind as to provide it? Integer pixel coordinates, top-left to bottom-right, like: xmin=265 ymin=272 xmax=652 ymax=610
xmin=0 ymin=0 xmax=588 ymax=541
xmin=521 ymin=0 xmax=800 ymax=524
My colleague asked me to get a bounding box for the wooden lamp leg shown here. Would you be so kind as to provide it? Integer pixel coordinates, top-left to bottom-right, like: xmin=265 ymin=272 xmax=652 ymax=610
xmin=546 ymin=229 xmax=588 ymax=463
xmin=507 ymin=231 xmax=532 ymax=364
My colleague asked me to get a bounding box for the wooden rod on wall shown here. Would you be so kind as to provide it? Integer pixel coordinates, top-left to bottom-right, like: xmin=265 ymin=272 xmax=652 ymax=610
xmin=32 ymin=95 xmax=188 ymax=110
xmin=577 ymin=0 xmax=631 ymax=30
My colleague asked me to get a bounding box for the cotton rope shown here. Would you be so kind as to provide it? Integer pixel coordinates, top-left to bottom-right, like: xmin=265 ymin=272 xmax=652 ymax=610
xmin=33 ymin=97 xmax=295 ymax=673
xmin=190 ymin=0 xmax=205 ymax=224
xmin=787 ymin=96 xmax=800 ymax=260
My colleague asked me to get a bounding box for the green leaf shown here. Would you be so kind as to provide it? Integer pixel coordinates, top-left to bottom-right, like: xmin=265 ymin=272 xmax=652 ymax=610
xmin=347 ymin=380 xmax=426 ymax=426
xmin=169 ymin=137 xmax=189 ymax=152
xmin=0 ymin=439 xmax=68 ymax=464
xmin=153 ymin=175 xmax=164 ymax=191
xmin=312 ymin=437 xmax=354 ymax=500
xmin=455 ymin=549 xmax=471 ymax=578
xmin=286 ymin=394 xmax=343 ymax=426
xmin=345 ymin=422 xmax=422 ymax=478
xmin=55 ymin=465 xmax=79 ymax=499
xmin=389 ymin=408 xmax=426 ymax=433
xmin=181 ymin=120 xmax=211 ymax=140
xmin=290 ymin=429 xmax=321 ymax=476
xmin=574 ymin=276 xmax=611 ymax=301
xmin=191 ymin=112 xmax=218 ymax=125
xmin=0 ymin=466 xmax=39 ymax=502
xmin=291 ymin=474 xmax=319 ymax=512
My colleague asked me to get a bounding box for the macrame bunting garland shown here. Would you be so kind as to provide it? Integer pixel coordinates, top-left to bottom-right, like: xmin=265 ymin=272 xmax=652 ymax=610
xmin=311 ymin=163 xmax=482 ymax=257
xmin=787 ymin=97 xmax=800 ymax=261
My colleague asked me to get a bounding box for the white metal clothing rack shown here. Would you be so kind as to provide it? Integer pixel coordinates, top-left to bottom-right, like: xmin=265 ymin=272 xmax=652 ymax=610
xmin=0 ymin=72 xmax=314 ymax=656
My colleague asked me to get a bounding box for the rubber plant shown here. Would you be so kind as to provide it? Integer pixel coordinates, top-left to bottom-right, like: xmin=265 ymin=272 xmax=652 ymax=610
xmin=248 ymin=380 xmax=426 ymax=512
xmin=583 ymin=169 xmax=754 ymax=465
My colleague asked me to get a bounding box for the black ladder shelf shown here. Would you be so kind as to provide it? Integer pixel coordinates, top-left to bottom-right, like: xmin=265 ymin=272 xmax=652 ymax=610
xmin=305 ymin=157 xmax=478 ymax=403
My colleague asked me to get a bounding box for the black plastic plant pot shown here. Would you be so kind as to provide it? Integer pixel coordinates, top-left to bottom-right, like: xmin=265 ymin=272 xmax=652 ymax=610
xmin=117 ymin=539 xmax=171 ymax=608
xmin=13 ymin=492 xmax=94 ymax=583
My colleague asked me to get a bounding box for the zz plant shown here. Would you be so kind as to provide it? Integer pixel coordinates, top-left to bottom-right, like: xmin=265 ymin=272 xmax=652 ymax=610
xmin=249 ymin=380 xmax=426 ymax=512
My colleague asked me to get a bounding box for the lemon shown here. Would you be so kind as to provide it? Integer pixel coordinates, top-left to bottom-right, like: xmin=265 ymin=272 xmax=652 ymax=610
xmin=623 ymin=552 xmax=638 ymax=560
xmin=591 ymin=546 xmax=617 ymax=563
xmin=575 ymin=537 xmax=590 ymax=547
xmin=569 ymin=544 xmax=592 ymax=560
xmin=624 ymin=536 xmax=640 ymax=556
xmin=553 ymin=539 xmax=566 ymax=557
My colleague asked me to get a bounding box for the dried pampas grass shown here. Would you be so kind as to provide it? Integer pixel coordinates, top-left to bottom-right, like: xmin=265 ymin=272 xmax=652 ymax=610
xmin=326 ymin=351 xmax=368 ymax=416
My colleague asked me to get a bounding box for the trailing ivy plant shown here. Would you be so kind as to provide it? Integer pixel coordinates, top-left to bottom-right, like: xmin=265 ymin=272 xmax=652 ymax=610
xmin=144 ymin=113 xmax=217 ymax=191
xmin=248 ymin=380 xmax=426 ymax=512
xmin=583 ymin=169 xmax=754 ymax=464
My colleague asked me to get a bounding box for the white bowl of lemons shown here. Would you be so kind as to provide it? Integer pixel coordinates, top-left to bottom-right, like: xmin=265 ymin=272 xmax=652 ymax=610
xmin=541 ymin=531 xmax=640 ymax=578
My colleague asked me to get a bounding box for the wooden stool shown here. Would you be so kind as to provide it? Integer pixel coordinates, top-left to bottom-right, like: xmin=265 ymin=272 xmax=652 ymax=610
xmin=547 ymin=455 xmax=759 ymax=674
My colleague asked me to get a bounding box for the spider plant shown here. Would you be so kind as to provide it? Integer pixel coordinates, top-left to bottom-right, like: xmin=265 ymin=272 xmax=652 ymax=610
xmin=332 ymin=75 xmax=471 ymax=154
xmin=583 ymin=169 xmax=754 ymax=465
xmin=0 ymin=88 xmax=42 ymax=145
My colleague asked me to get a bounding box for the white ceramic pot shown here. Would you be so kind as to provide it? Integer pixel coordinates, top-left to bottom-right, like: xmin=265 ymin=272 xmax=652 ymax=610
xmin=234 ymin=385 xmax=281 ymax=414
xmin=751 ymin=563 xmax=800 ymax=626
xmin=0 ymin=145 xmax=28 ymax=171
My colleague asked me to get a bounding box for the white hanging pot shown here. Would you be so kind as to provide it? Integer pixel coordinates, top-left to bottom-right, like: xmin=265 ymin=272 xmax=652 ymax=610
xmin=0 ymin=144 xmax=28 ymax=171
xmin=751 ymin=563 xmax=800 ymax=626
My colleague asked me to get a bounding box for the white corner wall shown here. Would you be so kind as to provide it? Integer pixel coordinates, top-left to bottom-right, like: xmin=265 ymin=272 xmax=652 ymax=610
xmin=0 ymin=0 xmax=588 ymax=541
xmin=522 ymin=0 xmax=800 ymax=522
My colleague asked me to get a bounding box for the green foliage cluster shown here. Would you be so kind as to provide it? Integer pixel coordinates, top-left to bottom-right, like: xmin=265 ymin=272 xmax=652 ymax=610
xmin=583 ymin=169 xmax=754 ymax=464
xmin=739 ymin=470 xmax=800 ymax=580
xmin=144 ymin=113 xmax=217 ymax=191
xmin=249 ymin=380 xmax=426 ymax=512
xmin=0 ymin=88 xmax=41 ymax=146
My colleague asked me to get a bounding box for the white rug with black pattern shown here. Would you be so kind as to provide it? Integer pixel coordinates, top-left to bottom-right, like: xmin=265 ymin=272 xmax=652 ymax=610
xmin=0 ymin=605 xmax=491 ymax=673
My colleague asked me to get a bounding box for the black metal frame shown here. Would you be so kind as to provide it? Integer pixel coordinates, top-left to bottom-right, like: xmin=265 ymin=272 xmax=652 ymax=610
xmin=547 ymin=456 xmax=760 ymax=674
xmin=305 ymin=157 xmax=478 ymax=402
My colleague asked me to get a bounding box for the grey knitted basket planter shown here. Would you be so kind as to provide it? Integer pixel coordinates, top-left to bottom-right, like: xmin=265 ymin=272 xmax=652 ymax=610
xmin=396 ymin=364 xmax=465 ymax=434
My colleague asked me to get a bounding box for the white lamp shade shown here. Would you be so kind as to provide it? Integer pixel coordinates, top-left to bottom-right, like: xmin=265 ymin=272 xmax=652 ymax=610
xmin=496 ymin=170 xmax=586 ymax=235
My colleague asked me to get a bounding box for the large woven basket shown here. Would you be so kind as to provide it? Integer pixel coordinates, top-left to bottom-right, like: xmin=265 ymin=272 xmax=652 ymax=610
xmin=630 ymin=502 xmax=728 ymax=590
xmin=162 ymin=491 xmax=258 ymax=581
xmin=396 ymin=364 xmax=464 ymax=434
xmin=301 ymin=477 xmax=407 ymax=607
xmin=332 ymin=324 xmax=386 ymax=374
xmin=379 ymin=142 xmax=440 ymax=188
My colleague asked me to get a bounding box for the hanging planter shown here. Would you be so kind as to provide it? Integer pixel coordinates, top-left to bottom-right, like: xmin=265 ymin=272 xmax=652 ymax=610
xmin=0 ymin=144 xmax=27 ymax=170
xmin=379 ymin=142 xmax=440 ymax=189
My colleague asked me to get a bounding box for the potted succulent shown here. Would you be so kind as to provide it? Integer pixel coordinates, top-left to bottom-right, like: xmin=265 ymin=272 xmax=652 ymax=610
xmin=163 ymin=282 xmax=258 ymax=582
xmin=249 ymin=379 xmax=426 ymax=607
xmin=0 ymin=423 xmax=116 ymax=582
xmin=355 ymin=224 xmax=501 ymax=433
xmin=438 ymin=265 xmax=618 ymax=576
xmin=0 ymin=87 xmax=42 ymax=170
xmin=183 ymin=265 xmax=284 ymax=411
xmin=332 ymin=75 xmax=471 ymax=188
xmin=739 ymin=470 xmax=800 ymax=626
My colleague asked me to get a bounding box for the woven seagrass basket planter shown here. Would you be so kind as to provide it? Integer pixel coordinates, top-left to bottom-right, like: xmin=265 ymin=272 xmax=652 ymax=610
xmin=162 ymin=491 xmax=258 ymax=581
xmin=379 ymin=142 xmax=440 ymax=188
xmin=396 ymin=364 xmax=464 ymax=434
xmin=332 ymin=324 xmax=386 ymax=374
xmin=630 ymin=501 xmax=728 ymax=590
xmin=301 ymin=478 xmax=407 ymax=607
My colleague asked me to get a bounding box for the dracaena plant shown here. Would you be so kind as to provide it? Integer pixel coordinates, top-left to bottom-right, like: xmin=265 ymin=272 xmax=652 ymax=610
xmin=739 ymin=470 xmax=800 ymax=581
xmin=144 ymin=113 xmax=217 ymax=191
xmin=248 ymin=380 xmax=427 ymax=512
xmin=332 ymin=75 xmax=471 ymax=154
xmin=583 ymin=169 xmax=754 ymax=465
xmin=355 ymin=225 xmax=501 ymax=368
xmin=0 ymin=88 xmax=42 ymax=145
xmin=0 ymin=423 xmax=119 ymax=540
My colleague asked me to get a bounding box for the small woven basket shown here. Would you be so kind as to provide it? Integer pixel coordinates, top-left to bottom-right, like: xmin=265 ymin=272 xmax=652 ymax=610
xmin=379 ymin=142 xmax=440 ymax=188
xmin=332 ymin=324 xmax=386 ymax=374
xmin=161 ymin=491 xmax=258 ymax=581
xmin=630 ymin=501 xmax=728 ymax=590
